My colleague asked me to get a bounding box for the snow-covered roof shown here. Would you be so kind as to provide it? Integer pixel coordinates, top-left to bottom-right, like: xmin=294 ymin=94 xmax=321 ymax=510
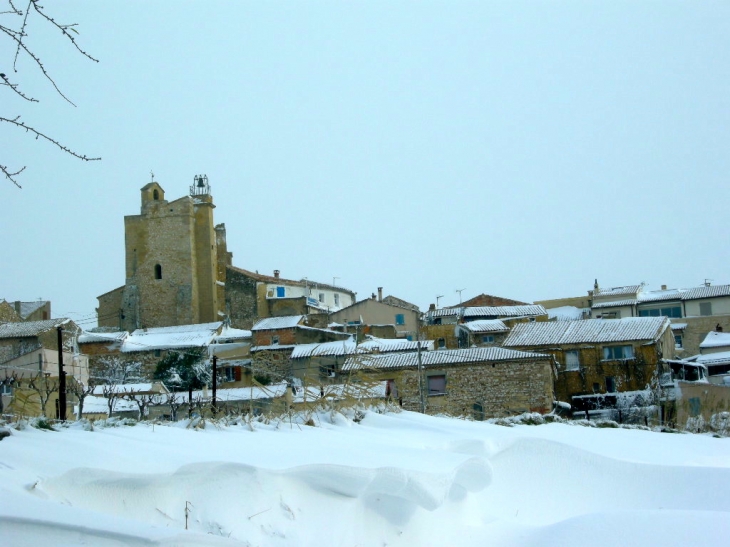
xmin=503 ymin=317 xmax=670 ymax=347
xmin=463 ymin=305 xmax=546 ymax=318
xmin=16 ymin=300 xmax=49 ymax=319
xmin=92 ymin=383 xmax=168 ymax=396
xmin=591 ymin=300 xmax=637 ymax=309
xmin=593 ymin=285 xmax=642 ymax=298
xmin=213 ymin=326 xmax=252 ymax=342
xmin=122 ymin=322 xmax=222 ymax=352
xmin=343 ymin=346 xmax=549 ymax=371
xmin=546 ymin=306 xmax=586 ymax=321
xmin=460 ymin=320 xmax=509 ymax=333
xmin=681 ymin=284 xmax=730 ymax=301
xmin=0 ymin=318 xmax=70 ymax=339
xmin=700 ymin=331 xmax=730 ymax=349
xmin=251 ymin=315 xmax=304 ymax=331
xmin=692 ymin=351 xmax=730 ymax=367
xmin=671 ymin=323 xmax=687 ymax=331
xmin=290 ymin=337 xmax=433 ymax=359
xmin=78 ymin=331 xmax=128 ymax=344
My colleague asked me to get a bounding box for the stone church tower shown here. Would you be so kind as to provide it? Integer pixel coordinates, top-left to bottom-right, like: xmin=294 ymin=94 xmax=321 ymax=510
xmin=97 ymin=176 xmax=231 ymax=330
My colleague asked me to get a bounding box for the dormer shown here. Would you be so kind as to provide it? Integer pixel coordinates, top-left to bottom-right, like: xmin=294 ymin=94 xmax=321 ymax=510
xmin=140 ymin=182 xmax=166 ymax=211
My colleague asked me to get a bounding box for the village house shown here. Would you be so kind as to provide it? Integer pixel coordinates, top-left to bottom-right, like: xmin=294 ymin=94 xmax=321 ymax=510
xmin=289 ymin=336 xmax=434 ymax=386
xmin=328 ymin=287 xmax=421 ymax=340
xmin=423 ymin=304 xmax=548 ymax=349
xmin=502 ymin=316 xmax=674 ymax=419
xmin=456 ymin=319 xmax=510 ymax=348
xmin=585 ymin=281 xmax=730 ymax=356
xmin=0 ymin=318 xmax=88 ymax=418
xmin=0 ymin=299 xmax=51 ymax=322
xmin=249 ymin=315 xmax=351 ymax=384
xmin=342 ymin=346 xmax=554 ymax=419
xmin=225 ymin=267 xmax=355 ymax=329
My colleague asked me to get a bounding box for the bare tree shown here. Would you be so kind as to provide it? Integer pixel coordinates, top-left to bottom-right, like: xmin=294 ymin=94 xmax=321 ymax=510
xmin=1 ymin=0 xmax=100 ymax=187
xmin=25 ymin=372 xmax=58 ymax=417
xmin=66 ymin=377 xmax=95 ymax=420
xmin=124 ymin=391 xmax=155 ymax=421
xmin=162 ymin=392 xmax=185 ymax=422
xmin=91 ymin=356 xmax=143 ymax=417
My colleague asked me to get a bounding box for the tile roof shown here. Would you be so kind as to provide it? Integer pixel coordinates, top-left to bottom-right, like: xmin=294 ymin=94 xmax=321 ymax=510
xmin=460 ymin=320 xmax=509 ymax=333
xmin=251 ymin=315 xmax=305 ymax=331
xmin=592 ymin=300 xmax=637 ymax=309
xmin=503 ymin=317 xmax=670 ymax=347
xmin=593 ymin=285 xmax=642 ymax=298
xmin=342 ymin=346 xmax=549 ymax=371
xmin=122 ymin=322 xmax=222 ymax=352
xmin=463 ymin=305 xmax=547 ymax=318
xmin=681 ymin=284 xmax=730 ymax=301
xmin=290 ymin=337 xmax=434 ymax=359
xmin=78 ymin=331 xmax=129 ymax=344
xmin=0 ymin=318 xmax=70 ymax=339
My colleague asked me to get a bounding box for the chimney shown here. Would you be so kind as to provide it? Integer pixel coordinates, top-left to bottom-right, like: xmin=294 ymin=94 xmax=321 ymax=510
xmin=273 ymin=270 xmax=280 ymax=279
xmin=377 ymin=287 xmax=383 ymax=302
xmin=429 ymin=303 xmax=436 ymax=311
xmin=661 ymin=284 xmax=667 ymax=290
xmin=371 ymin=293 xmax=376 ymax=300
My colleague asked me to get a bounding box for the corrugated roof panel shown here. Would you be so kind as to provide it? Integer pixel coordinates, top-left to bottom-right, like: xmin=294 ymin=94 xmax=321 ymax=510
xmin=681 ymin=284 xmax=730 ymax=301
xmin=122 ymin=322 xmax=222 ymax=352
xmin=593 ymin=285 xmax=642 ymax=297
xmin=461 ymin=320 xmax=509 ymax=333
xmin=463 ymin=305 xmax=547 ymax=318
xmin=251 ymin=315 xmax=305 ymax=331
xmin=343 ymin=346 xmax=549 ymax=371
xmin=592 ymin=300 xmax=637 ymax=309
xmin=503 ymin=317 xmax=669 ymax=347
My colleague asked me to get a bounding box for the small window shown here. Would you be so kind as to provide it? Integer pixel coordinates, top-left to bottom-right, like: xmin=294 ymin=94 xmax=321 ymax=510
xmin=276 ymin=286 xmax=285 ymax=298
xmin=153 ymin=189 xmax=159 ymax=200
xmin=473 ymin=402 xmax=484 ymax=421
xmin=603 ymin=345 xmax=634 ymax=360
xmin=154 ymin=264 xmax=162 ymax=280
xmin=606 ymin=376 xmax=616 ymax=393
xmin=482 ymin=335 xmax=495 ymax=344
xmin=565 ymin=350 xmax=580 ymax=371
xmin=428 ymin=374 xmax=446 ymax=395
xmin=699 ymin=302 xmax=712 ymax=316
xmin=674 ymin=334 xmax=683 ymax=348
xmin=271 ymin=335 xmax=279 ymax=345
xmin=225 ymin=367 xmax=235 ymax=382
xmin=154 ymin=349 xmax=161 ymax=357
xmin=319 ymin=293 xmax=325 ymax=303
xmin=334 ymin=294 xmax=340 ymax=306
xmin=0 ymin=383 xmax=13 ymax=396
xmin=592 ymin=382 xmax=601 ymax=393
xmin=395 ymin=314 xmax=405 ymax=326
xmin=385 ymin=379 xmax=398 ymax=399
xmin=437 ymin=338 xmax=446 ymax=349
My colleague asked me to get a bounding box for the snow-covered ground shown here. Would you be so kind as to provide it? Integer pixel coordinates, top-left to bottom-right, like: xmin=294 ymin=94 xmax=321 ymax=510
xmin=1 ymin=410 xmax=729 ymax=547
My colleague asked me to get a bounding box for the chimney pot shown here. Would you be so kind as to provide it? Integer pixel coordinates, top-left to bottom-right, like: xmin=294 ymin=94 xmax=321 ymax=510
xmin=377 ymin=287 xmax=383 ymax=302
xmin=661 ymin=285 xmax=667 ymax=290
xmin=429 ymin=303 xmax=436 ymax=311
xmin=274 ymin=270 xmax=280 ymax=279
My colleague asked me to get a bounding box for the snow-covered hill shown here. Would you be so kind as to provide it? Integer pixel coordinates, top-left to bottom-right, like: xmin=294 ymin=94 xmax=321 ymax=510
xmin=1 ymin=411 xmax=729 ymax=546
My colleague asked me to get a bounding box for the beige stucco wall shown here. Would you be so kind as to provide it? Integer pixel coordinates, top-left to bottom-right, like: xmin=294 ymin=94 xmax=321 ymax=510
xmin=330 ymin=299 xmax=420 ymax=338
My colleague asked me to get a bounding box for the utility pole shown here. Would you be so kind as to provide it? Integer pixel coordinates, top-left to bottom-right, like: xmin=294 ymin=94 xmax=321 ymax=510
xmin=416 ymin=316 xmax=426 ymax=414
xmin=211 ymin=355 xmax=217 ymax=415
xmin=56 ymin=326 xmax=66 ymax=421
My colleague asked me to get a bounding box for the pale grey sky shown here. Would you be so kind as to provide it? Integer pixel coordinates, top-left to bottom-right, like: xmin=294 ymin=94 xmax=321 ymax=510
xmin=2 ymin=1 xmax=728 ymax=327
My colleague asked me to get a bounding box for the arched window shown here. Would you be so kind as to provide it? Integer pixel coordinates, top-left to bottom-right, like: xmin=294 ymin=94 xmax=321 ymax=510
xmin=155 ymin=264 xmax=162 ymax=280
xmin=153 ymin=189 xmax=159 ymax=200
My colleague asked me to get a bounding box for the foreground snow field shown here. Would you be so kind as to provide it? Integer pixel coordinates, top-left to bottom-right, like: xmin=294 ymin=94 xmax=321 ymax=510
xmin=1 ymin=411 xmax=729 ymax=547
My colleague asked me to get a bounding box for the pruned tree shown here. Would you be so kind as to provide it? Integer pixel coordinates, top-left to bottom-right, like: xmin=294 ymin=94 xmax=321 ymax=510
xmin=124 ymin=391 xmax=155 ymax=421
xmin=90 ymin=356 xmax=143 ymax=417
xmin=1 ymin=0 xmax=100 ymax=187
xmin=66 ymin=377 xmax=95 ymax=420
xmin=162 ymin=392 xmax=185 ymax=422
xmin=25 ymin=372 xmax=58 ymax=417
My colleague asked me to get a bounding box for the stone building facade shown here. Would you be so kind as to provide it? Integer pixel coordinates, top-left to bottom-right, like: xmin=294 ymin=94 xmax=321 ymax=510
xmin=343 ymin=346 xmax=555 ymax=419
xmin=97 ymin=177 xmax=231 ymax=331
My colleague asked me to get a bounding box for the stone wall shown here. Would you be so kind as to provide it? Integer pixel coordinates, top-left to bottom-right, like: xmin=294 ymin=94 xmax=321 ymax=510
xmin=225 ymin=267 xmax=259 ymax=329
xmin=353 ymin=357 xmax=554 ymax=419
xmin=672 ymin=315 xmax=730 ymax=358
